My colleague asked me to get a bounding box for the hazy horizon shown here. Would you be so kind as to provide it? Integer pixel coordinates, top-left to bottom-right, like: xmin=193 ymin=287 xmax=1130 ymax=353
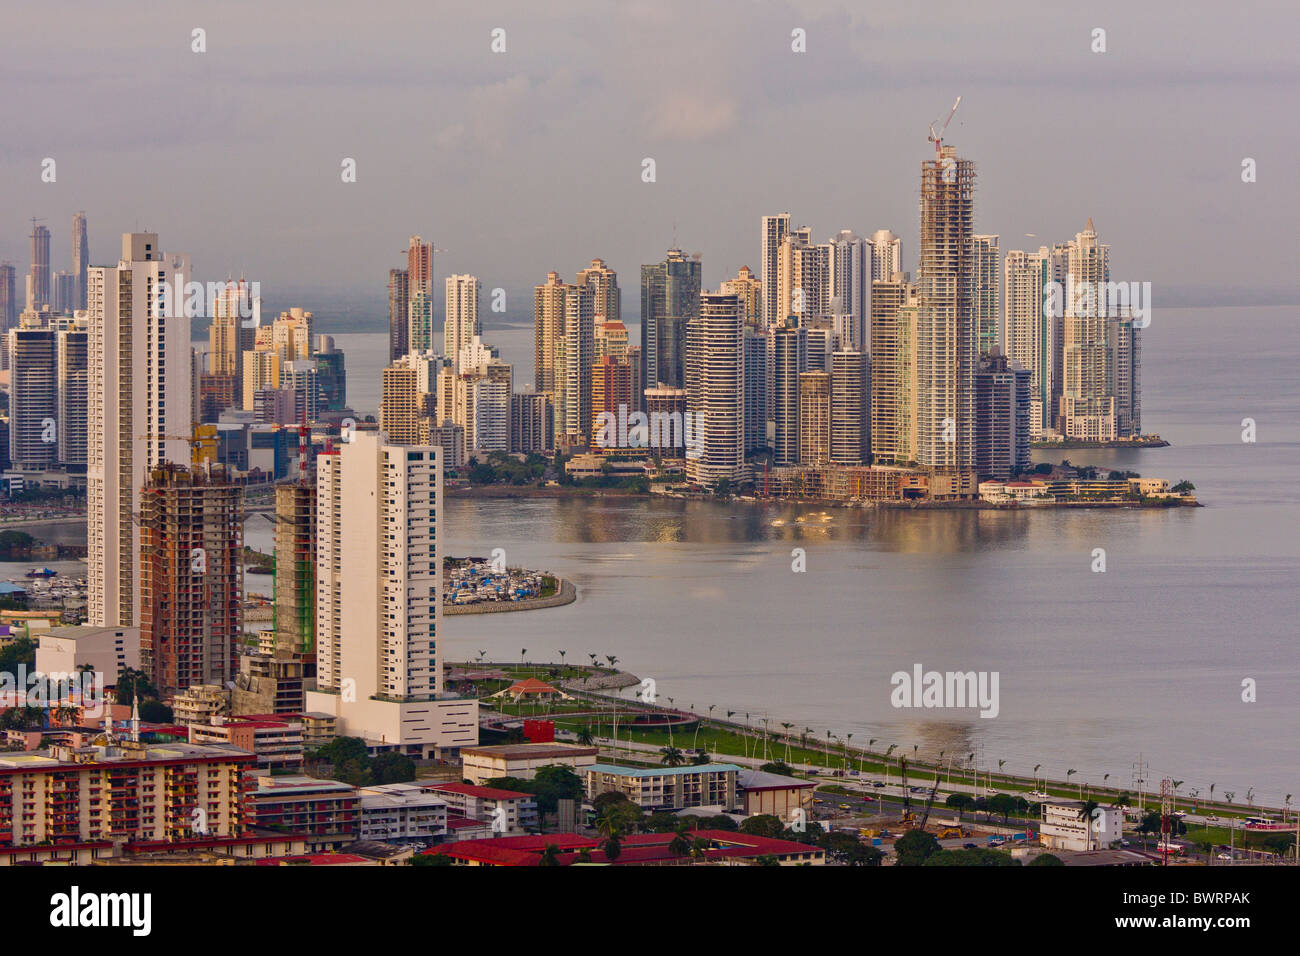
xmin=5 ymin=0 xmax=1297 ymax=323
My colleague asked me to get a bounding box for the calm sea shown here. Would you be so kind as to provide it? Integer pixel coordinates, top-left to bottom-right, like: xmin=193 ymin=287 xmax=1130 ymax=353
xmin=238 ymin=306 xmax=1297 ymax=802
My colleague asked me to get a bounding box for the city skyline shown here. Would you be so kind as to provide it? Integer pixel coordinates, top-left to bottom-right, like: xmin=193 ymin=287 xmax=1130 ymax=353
xmin=1 ymin=2 xmax=1294 ymax=311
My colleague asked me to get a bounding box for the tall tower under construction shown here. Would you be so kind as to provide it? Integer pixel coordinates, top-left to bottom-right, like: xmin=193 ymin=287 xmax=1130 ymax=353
xmin=273 ymin=482 xmax=316 ymax=658
xmin=139 ymin=463 xmax=242 ymax=696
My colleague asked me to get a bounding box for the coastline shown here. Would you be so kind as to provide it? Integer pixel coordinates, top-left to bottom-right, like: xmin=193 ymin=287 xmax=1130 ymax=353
xmin=445 ymin=576 xmax=576 ymax=615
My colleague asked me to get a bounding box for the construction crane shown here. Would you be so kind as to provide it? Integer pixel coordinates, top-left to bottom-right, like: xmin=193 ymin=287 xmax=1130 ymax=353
xmin=927 ymin=96 xmax=962 ymax=158
xmin=136 ymin=428 xmax=219 ymax=466
xmin=918 ymin=779 xmax=942 ymax=831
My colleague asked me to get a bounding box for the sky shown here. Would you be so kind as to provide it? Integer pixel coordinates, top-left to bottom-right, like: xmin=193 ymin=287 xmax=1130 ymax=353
xmin=3 ymin=0 xmax=1296 ymax=328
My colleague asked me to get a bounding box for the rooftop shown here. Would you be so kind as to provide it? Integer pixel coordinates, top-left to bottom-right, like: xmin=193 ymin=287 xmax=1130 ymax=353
xmin=588 ymin=763 xmax=743 ymax=778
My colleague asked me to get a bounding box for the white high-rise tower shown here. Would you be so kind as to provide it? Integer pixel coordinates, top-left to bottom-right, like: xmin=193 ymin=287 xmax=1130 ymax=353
xmin=86 ymin=233 xmax=193 ymax=628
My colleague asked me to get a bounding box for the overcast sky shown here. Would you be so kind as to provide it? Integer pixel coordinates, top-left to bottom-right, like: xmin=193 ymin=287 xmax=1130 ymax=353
xmin=3 ymin=0 xmax=1296 ymax=325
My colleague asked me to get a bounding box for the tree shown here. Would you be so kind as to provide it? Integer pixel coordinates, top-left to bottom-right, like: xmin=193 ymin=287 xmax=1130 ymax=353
xmin=1028 ymin=853 xmax=1065 ymax=866
xmin=739 ymin=814 xmax=786 ymax=839
xmin=988 ymin=793 xmax=1019 ymax=824
xmin=893 ymin=829 xmax=942 ymax=866
xmin=1076 ymin=800 xmax=1102 ymax=849
xmin=372 ymin=751 xmax=416 ymax=784
xmin=821 ymin=831 xmax=883 ymax=866
xmin=531 ymin=765 xmax=584 ymax=814
xmin=946 ymin=792 xmax=974 ymax=821
xmin=409 ymin=852 xmax=453 ymax=866
xmin=760 ymin=760 xmax=795 ymax=776
xmin=138 ymin=700 xmax=172 ymax=723
xmin=602 ymin=832 xmax=622 ymax=862
xmin=668 ymin=826 xmax=692 ymax=858
xmin=1172 ymin=480 xmax=1195 ymax=494
xmin=538 ymin=843 xmax=562 ymax=866
xmin=925 ymin=848 xmax=1020 ymax=866
xmin=660 ymin=745 xmax=685 ymax=767
xmin=576 ymin=726 xmax=596 ymax=746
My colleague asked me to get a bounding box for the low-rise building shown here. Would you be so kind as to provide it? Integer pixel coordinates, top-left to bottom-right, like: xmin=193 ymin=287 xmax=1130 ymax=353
xmin=357 ymin=782 xmax=448 ymax=843
xmin=737 ymin=768 xmax=816 ymax=820
xmin=424 ymin=830 xmax=825 ymax=866
xmin=584 ymin=763 xmax=742 ymax=812
xmin=35 ymin=625 xmax=140 ymax=685
xmin=173 ymin=684 xmax=230 ymax=728
xmin=1040 ymin=800 xmax=1123 ymax=852
xmin=461 ymin=742 xmax=599 ymax=786
xmin=244 ymin=774 xmax=359 ymax=845
xmin=425 ymin=782 xmax=537 ymax=835
xmin=188 ymin=713 xmax=304 ymax=772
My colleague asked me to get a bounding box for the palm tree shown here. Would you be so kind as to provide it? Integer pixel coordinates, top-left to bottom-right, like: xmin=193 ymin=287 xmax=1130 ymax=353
xmin=781 ymin=723 xmax=794 ymax=763
xmin=668 ymin=826 xmax=692 ymax=859
xmin=660 ymin=745 xmax=685 ymax=767
xmin=576 ymin=725 xmax=595 ymax=747
xmin=538 ymin=843 xmax=562 ymax=866
xmin=690 ymin=837 xmax=710 ymax=860
xmin=1067 ymin=768 xmax=1078 ymax=799
xmin=1077 ymin=799 xmax=1103 ymax=850
xmin=602 ymin=832 xmax=622 ymax=862
xmin=606 ymin=655 xmax=618 ymax=670
xmin=1033 ymin=764 xmax=1042 ymax=793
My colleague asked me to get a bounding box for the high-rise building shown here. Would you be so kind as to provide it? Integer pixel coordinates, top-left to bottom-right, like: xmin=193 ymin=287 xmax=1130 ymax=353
xmin=208 ymin=278 xmax=258 ymax=406
xmin=827 ymin=230 xmax=869 ymax=351
xmin=592 ymin=355 xmax=634 ymax=440
xmin=444 ymin=274 xmax=481 ymax=365
xmin=640 ymin=249 xmax=701 ymax=390
xmin=72 ymin=212 xmax=89 ymax=312
xmin=273 ymin=482 xmax=316 ymax=658
xmin=870 ymin=276 xmax=920 ymax=465
xmin=534 ymin=271 xmax=567 ymax=394
xmin=380 ymin=356 xmax=434 ymax=444
xmin=1003 ymin=248 xmax=1053 ymax=436
xmin=761 ymin=214 xmax=791 ymax=329
xmin=830 ymin=349 xmax=869 ymax=465
xmin=242 ymin=350 xmax=281 ymax=410
xmin=28 ymin=221 xmax=51 ymax=311
xmin=87 ymin=233 xmax=194 ymax=629
xmin=771 ymin=322 xmax=807 ymax=466
xmin=798 ymin=371 xmax=831 ymax=465
xmin=594 ymin=319 xmax=630 ymax=363
xmin=720 ymin=265 xmax=762 ymax=330
xmin=407 ymin=236 xmax=435 ymax=353
xmin=56 ymin=316 xmax=89 ymax=468
xmin=915 ymin=145 xmax=977 ymax=472
xmin=51 ymin=271 xmax=75 ymax=314
xmin=777 ymin=231 xmax=829 ymax=327
xmin=0 ymin=262 xmax=17 ymax=368
xmin=1059 ymin=219 xmax=1116 ymax=440
xmin=388 ymin=267 xmax=410 ymax=361
xmin=511 ymin=389 xmax=554 ymax=454
xmin=973 ymin=235 xmax=1000 ymax=355
xmin=313 ymin=335 xmax=347 ymax=412
xmin=138 ymin=462 xmax=242 ymax=696
xmin=557 ymin=283 xmax=594 ymax=445
xmin=974 ymin=348 xmax=1032 ymax=480
xmin=281 ymin=359 xmax=320 ymax=423
xmin=685 ymin=292 xmax=744 ymax=486
xmin=1111 ymin=313 xmax=1142 ymax=439
xmin=306 ymin=430 xmax=477 ymax=757
xmin=6 ymin=313 xmax=56 ymax=470
xmin=868 ymin=229 xmax=903 ymax=283
xmin=742 ymin=328 xmax=769 ymax=454
xmin=576 ymin=258 xmax=620 ymax=324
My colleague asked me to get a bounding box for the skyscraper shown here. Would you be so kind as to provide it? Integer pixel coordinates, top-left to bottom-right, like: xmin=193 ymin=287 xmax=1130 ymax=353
xmin=558 ymin=283 xmax=594 ymax=445
xmin=72 ymin=212 xmax=89 ymax=312
xmin=306 ymin=430 xmax=477 ymax=757
xmin=388 ymin=267 xmax=410 ymax=361
xmin=915 ymin=145 xmax=977 ymax=472
xmin=830 ymin=349 xmax=869 ymax=465
xmin=273 ymin=482 xmax=316 ymax=659
xmin=640 ymin=249 xmax=701 ymax=390
xmin=742 ymin=327 xmax=769 ymax=454
xmin=777 ymin=231 xmax=829 ymax=327
xmin=87 ymin=233 xmax=194 ymax=628
xmin=0 ymin=262 xmax=17 ymax=369
xmin=406 ymin=236 xmax=435 ymax=353
xmin=870 ymin=276 xmax=919 ymax=465
xmin=534 ymin=271 xmax=567 ymax=394
xmin=1059 ymin=219 xmax=1116 ymax=440
xmin=444 ymin=274 xmax=481 ymax=366
xmin=868 ymin=229 xmax=903 ymax=283
xmin=138 ymin=462 xmax=242 ymax=696
xmin=56 ymin=316 xmax=89 ymax=468
xmin=827 ymin=230 xmax=869 ymax=351
xmin=798 ymin=370 xmax=831 ymax=465
xmin=1003 ymin=248 xmax=1053 ymax=436
xmin=973 ymin=234 xmax=1000 ymax=355
xmin=576 ymin=258 xmax=620 ymax=324
xmin=6 ymin=314 xmax=56 ymax=470
xmin=974 ymin=348 xmax=1032 ymax=480
xmin=771 ymin=321 xmax=807 ymax=466
xmin=28 ymin=221 xmax=51 ymax=311
xmin=720 ymin=265 xmax=762 ymax=330
xmin=761 ymin=214 xmax=791 ymax=329
xmin=685 ymin=292 xmax=744 ymax=486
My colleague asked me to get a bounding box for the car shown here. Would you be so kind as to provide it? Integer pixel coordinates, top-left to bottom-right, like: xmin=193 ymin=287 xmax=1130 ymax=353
xmin=839 ymin=803 xmax=852 ymax=810
xmin=1120 ymin=839 xmax=1131 ymax=847
xmin=1217 ymin=853 xmax=1233 ymax=860
xmin=963 ymin=842 xmax=978 ymax=849
xmin=813 ymin=798 xmax=825 ymax=804
xmin=848 ymin=770 xmax=860 ymax=776
xmin=872 ymin=781 xmax=886 ymax=788
xmin=988 ymin=839 xmax=1005 ymax=848
xmin=910 ymin=786 xmax=925 ymax=794
xmin=1206 ymin=815 xmax=1219 ymax=823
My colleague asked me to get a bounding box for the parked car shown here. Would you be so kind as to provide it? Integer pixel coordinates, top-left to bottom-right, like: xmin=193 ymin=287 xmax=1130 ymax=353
xmin=963 ymin=842 xmax=978 ymax=849
xmin=872 ymin=781 xmax=886 ymax=788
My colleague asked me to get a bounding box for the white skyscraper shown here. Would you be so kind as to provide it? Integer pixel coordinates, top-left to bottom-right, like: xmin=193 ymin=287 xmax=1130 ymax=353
xmin=444 ymin=274 xmax=481 ymax=367
xmin=86 ymin=233 xmax=193 ymax=628
xmin=826 ymin=230 xmax=869 ymax=352
xmin=1003 ymin=247 xmax=1053 ymax=436
xmin=868 ymin=229 xmax=903 ymax=283
xmin=761 ymin=213 xmax=791 ymax=329
xmin=973 ymin=235 xmax=1000 ymax=355
xmin=686 ymin=292 xmax=745 ymax=486
xmin=306 ymin=430 xmax=477 ymax=757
